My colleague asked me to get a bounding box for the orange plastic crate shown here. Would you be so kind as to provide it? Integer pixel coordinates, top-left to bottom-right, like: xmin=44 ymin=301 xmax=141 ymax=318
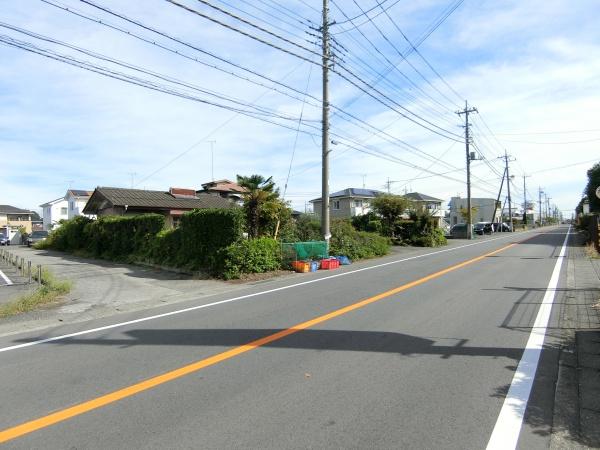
xmin=292 ymin=261 xmax=311 ymax=273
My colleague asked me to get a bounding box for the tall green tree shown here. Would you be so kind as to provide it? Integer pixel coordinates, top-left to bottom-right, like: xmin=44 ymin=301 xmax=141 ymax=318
xmin=371 ymin=194 xmax=412 ymax=237
xmin=236 ymin=174 xmax=279 ymax=238
xmin=585 ymin=161 xmax=600 ymax=213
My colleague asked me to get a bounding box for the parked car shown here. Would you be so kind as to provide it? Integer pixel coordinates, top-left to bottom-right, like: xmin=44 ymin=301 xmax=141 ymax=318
xmin=474 ymin=222 xmax=493 ymax=235
xmin=26 ymin=230 xmax=48 ymax=247
xmin=492 ymin=222 xmax=512 ymax=232
xmin=449 ymin=223 xmax=472 ymax=239
xmin=0 ymin=232 xmax=9 ymax=246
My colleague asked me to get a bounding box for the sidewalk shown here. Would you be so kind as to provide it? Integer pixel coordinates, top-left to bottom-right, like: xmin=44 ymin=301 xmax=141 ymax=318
xmin=552 ymin=232 xmax=600 ymax=449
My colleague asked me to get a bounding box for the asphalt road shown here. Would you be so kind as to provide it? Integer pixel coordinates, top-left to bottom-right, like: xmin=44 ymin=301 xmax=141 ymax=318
xmin=0 ymin=227 xmax=570 ymax=449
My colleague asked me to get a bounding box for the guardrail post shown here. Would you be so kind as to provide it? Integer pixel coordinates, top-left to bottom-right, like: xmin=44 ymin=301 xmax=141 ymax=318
xmin=28 ymin=261 xmax=32 ymax=283
xmin=37 ymin=265 xmax=42 ymax=285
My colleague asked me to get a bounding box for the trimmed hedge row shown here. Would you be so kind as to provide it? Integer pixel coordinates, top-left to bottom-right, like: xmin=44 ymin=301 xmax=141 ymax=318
xmin=329 ymin=220 xmax=390 ymax=260
xmin=217 ymin=237 xmax=281 ymax=280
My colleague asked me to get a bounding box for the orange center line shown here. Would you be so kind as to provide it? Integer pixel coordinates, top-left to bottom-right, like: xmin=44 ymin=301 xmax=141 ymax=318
xmin=0 ymin=241 xmax=517 ymax=444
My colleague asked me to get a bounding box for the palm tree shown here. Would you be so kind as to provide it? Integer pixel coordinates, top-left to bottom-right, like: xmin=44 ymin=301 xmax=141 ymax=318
xmin=236 ymin=174 xmax=279 ymax=238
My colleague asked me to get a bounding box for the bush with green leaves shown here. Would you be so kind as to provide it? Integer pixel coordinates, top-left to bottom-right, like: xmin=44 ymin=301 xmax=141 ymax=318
xmin=329 ymin=219 xmax=390 ymax=260
xmin=175 ymin=208 xmax=245 ymax=269
xmin=351 ymin=212 xmax=382 ymax=234
xmin=37 ymin=216 xmax=93 ymax=251
xmin=217 ymin=237 xmax=281 ymax=280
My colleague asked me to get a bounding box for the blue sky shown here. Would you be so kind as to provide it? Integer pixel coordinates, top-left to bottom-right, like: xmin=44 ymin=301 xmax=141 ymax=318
xmin=1 ymin=0 xmax=599 ymax=216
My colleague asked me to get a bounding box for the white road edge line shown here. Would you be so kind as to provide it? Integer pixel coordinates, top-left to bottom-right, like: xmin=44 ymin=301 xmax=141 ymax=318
xmin=486 ymin=225 xmax=571 ymax=450
xmin=0 ymin=229 xmax=538 ymax=354
xmin=0 ymin=269 xmax=13 ymax=286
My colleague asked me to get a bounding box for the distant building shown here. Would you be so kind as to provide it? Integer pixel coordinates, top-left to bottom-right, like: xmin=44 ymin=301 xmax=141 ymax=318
xmin=40 ymin=189 xmax=94 ymax=230
xmin=197 ymin=179 xmax=248 ymax=205
xmin=0 ymin=205 xmax=36 ymax=234
xmin=310 ymin=188 xmax=385 ymax=219
xmin=449 ymin=196 xmax=502 ymax=225
xmin=83 ymin=186 xmax=236 ymax=228
xmin=66 ymin=189 xmax=93 ymax=220
xmin=404 ymin=192 xmax=444 ymax=227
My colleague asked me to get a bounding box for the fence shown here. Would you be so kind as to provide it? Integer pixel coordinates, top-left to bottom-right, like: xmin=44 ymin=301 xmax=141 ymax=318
xmin=281 ymin=241 xmax=328 ymax=267
xmin=0 ymin=248 xmax=43 ymax=284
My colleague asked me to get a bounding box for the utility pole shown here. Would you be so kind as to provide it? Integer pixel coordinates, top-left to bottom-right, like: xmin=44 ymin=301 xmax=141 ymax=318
xmin=320 ymin=0 xmax=331 ymax=243
xmin=127 ymin=172 xmax=137 ymax=189
xmin=503 ymin=151 xmax=514 ymax=232
xmin=491 ymin=167 xmax=506 ymax=226
xmin=456 ymin=101 xmax=478 ymax=240
xmin=547 ymin=196 xmax=552 ymax=224
xmin=522 ymin=174 xmax=530 ymax=226
xmin=207 ymin=140 xmax=216 ymax=181
xmin=538 ymin=187 xmax=544 ymax=226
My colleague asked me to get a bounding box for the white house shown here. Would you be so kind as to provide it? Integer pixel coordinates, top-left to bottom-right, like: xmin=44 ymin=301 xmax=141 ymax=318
xmin=310 ymin=188 xmax=384 ymax=219
xmin=449 ymin=196 xmax=502 ymax=226
xmin=40 ymin=189 xmax=93 ymax=230
xmin=40 ymin=197 xmax=69 ymax=231
xmin=65 ymin=189 xmax=93 ymax=219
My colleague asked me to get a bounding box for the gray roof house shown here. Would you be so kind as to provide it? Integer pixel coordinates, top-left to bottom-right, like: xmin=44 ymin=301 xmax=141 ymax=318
xmin=83 ymin=187 xmax=236 ymax=228
xmin=404 ymin=192 xmax=445 ymax=227
xmin=310 ymin=188 xmax=385 ymax=218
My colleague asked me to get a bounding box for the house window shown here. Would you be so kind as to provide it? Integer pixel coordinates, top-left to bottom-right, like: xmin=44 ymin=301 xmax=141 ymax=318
xmin=70 ymin=201 xmax=74 ymax=210
xmin=354 ymin=200 xmax=362 ymax=208
xmin=61 ymin=207 xmax=68 ymax=215
xmin=332 ymin=200 xmax=340 ymax=210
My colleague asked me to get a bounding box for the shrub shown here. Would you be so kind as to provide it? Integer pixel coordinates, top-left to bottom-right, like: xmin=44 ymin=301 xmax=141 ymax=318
xmin=39 ymin=216 xmax=93 ymax=251
xmin=177 ymin=208 xmax=245 ymax=269
xmin=351 ymin=212 xmax=382 ymax=234
xmin=329 ymin=219 xmax=390 ymax=260
xmin=217 ymin=237 xmax=281 ymax=279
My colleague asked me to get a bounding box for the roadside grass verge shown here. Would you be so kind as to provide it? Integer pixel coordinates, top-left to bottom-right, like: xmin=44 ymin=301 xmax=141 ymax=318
xmin=0 ymin=270 xmax=72 ymax=318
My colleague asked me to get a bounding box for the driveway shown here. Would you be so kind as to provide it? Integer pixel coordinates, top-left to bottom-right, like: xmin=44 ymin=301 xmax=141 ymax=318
xmin=0 ymin=246 xmax=254 ymax=336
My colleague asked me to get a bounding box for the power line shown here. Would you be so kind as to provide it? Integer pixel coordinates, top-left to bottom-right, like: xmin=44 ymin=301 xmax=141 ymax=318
xmin=0 ymin=22 xmax=316 ymax=123
xmin=165 ymin=0 xmax=321 ymax=66
xmin=332 ymin=0 xmax=396 ymax=26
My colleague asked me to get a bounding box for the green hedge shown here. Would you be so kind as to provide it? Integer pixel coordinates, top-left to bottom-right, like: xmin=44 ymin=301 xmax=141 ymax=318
xmin=176 ymin=208 xmax=245 ymax=269
xmin=329 ymin=220 xmax=390 ymax=260
xmin=217 ymin=237 xmax=281 ymax=280
xmin=40 ymin=214 xmax=165 ymax=259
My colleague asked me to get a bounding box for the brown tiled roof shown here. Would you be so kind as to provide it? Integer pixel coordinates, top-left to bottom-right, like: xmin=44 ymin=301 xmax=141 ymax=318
xmin=200 ymin=179 xmax=248 ymax=194
xmin=83 ymin=187 xmax=236 ymax=214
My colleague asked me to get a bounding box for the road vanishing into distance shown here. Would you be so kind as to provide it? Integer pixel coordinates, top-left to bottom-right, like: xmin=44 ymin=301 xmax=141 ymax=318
xmin=0 ymin=226 xmax=570 ymax=449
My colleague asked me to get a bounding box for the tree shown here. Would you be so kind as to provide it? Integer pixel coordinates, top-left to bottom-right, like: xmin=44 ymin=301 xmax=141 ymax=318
xmin=585 ymin=162 xmax=600 ymax=213
xmin=459 ymin=206 xmax=479 ymax=222
xmin=236 ymin=174 xmax=280 ymax=238
xmin=371 ymin=194 xmax=412 ymax=237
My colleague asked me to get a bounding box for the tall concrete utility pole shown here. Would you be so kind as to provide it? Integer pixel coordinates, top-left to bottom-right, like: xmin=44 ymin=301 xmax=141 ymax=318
xmin=538 ymin=187 xmax=544 ymax=226
xmin=491 ymin=167 xmax=506 ymax=226
xmin=522 ymin=174 xmax=530 ymax=225
xmin=503 ymin=151 xmax=514 ymax=232
xmin=321 ymin=0 xmax=331 ymax=243
xmin=456 ymin=101 xmax=478 ymax=240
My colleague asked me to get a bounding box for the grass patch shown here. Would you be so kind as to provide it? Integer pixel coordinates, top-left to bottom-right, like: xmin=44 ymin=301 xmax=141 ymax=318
xmin=0 ymin=269 xmax=72 ymax=318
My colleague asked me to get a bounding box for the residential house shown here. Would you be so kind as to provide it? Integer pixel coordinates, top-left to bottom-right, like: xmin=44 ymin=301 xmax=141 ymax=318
xmin=66 ymin=189 xmax=94 ymax=220
xmin=448 ymin=196 xmax=502 ymax=226
xmin=40 ymin=189 xmax=94 ymax=230
xmin=83 ymin=186 xmax=236 ymax=228
xmin=40 ymin=197 xmax=69 ymax=231
xmin=404 ymin=192 xmax=444 ymax=227
xmin=310 ymin=188 xmax=384 ymax=219
xmin=0 ymin=205 xmax=36 ymax=234
xmin=197 ymin=179 xmax=248 ymax=205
